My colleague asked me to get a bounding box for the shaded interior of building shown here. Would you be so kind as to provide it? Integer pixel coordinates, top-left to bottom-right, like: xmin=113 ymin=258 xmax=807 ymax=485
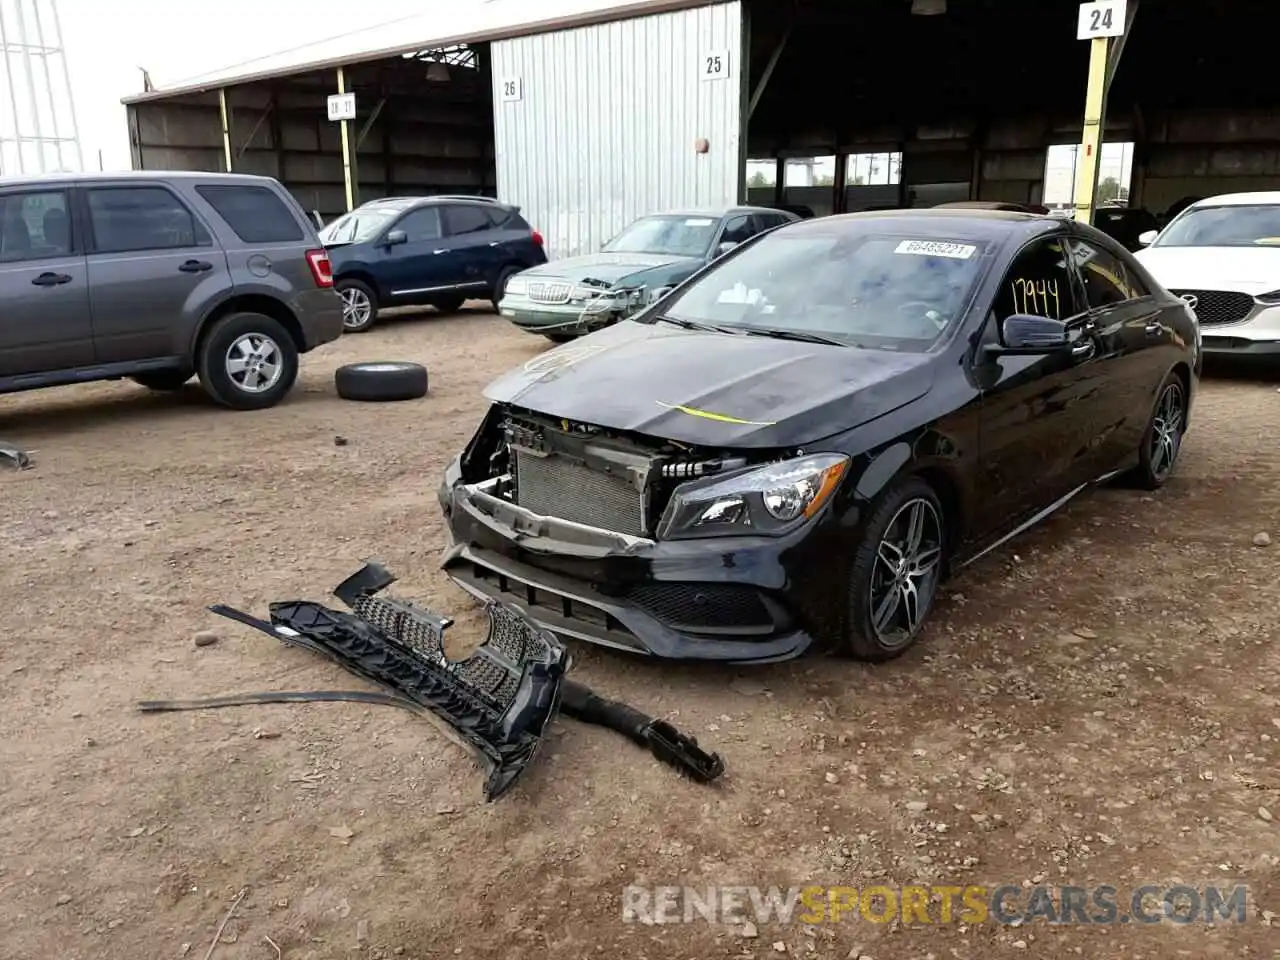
xmin=127 ymin=44 xmax=497 ymax=222
xmin=744 ymin=0 xmax=1280 ymax=219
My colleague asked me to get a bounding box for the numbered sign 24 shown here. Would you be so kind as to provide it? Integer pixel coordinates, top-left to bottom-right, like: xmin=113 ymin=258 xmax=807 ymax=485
xmin=701 ymin=49 xmax=730 ymax=81
xmin=1076 ymin=0 xmax=1127 ymax=39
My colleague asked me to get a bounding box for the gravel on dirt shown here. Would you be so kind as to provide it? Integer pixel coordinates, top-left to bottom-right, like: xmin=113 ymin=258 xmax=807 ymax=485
xmin=1 ymin=306 xmax=1277 ymax=959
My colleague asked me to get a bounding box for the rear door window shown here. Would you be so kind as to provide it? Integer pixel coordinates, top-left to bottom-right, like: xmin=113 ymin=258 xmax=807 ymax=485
xmin=1067 ymin=238 xmax=1147 ymax=306
xmin=196 ymin=184 xmax=305 ymax=243
xmin=86 ymin=186 xmax=210 ymax=253
xmin=444 ymin=204 xmax=493 ymax=237
xmin=0 ymin=189 xmax=73 ymax=262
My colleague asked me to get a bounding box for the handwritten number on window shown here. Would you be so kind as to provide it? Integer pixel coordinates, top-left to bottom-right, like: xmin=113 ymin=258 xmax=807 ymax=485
xmin=1010 ymin=277 xmax=1061 ymax=319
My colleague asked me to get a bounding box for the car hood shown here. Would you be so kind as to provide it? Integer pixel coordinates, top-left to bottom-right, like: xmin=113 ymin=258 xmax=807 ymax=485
xmin=482 ymin=321 xmax=936 ymax=448
xmin=519 ymin=252 xmax=701 ymax=286
xmin=1135 ymin=246 xmax=1280 ymax=293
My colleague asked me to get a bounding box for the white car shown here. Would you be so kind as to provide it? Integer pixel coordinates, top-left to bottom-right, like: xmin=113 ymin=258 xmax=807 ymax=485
xmin=1134 ymin=191 xmax=1280 ymax=359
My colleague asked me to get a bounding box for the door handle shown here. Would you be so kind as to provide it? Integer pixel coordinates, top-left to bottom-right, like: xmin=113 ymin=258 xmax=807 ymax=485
xmin=432 ymin=249 xmax=447 ymax=255
xmin=1144 ymin=320 xmax=1162 ymax=337
xmin=178 ymin=259 xmax=212 ymax=273
xmin=31 ymin=271 xmax=72 ymax=287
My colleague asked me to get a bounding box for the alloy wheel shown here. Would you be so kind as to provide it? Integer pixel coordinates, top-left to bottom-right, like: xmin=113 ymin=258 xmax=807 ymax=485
xmin=224 ymin=333 xmax=284 ymax=394
xmin=869 ymin=497 xmax=944 ymax=648
xmin=1149 ymin=381 xmax=1185 ymax=481
xmin=341 ymin=287 xmax=372 ymax=330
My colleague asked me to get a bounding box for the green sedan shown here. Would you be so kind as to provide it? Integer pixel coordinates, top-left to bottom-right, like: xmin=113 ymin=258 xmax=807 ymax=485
xmin=497 ymin=205 xmax=798 ymax=341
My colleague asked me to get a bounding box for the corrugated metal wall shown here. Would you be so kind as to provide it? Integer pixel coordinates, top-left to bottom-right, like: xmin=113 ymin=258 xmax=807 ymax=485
xmin=490 ymin=1 xmax=742 ymax=259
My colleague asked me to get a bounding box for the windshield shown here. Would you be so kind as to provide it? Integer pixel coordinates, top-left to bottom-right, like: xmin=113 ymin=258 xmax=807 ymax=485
xmin=646 ymin=229 xmax=990 ymax=351
xmin=602 ymin=215 xmax=719 ymax=257
xmin=1153 ymin=204 xmax=1280 ymax=248
xmin=318 ymin=207 xmax=402 ymax=245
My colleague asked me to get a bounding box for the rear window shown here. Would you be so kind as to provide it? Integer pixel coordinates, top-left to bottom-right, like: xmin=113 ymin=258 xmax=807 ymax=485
xmin=196 ymin=184 xmax=305 ymax=244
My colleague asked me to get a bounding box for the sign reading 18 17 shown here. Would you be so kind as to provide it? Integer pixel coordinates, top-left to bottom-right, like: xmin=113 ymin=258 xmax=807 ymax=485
xmin=1076 ymin=0 xmax=1127 ymax=40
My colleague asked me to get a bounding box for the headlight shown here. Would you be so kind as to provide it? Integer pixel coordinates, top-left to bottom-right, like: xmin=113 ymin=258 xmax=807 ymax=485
xmin=503 ymin=276 xmax=528 ymax=297
xmin=648 ymin=285 xmax=673 ymax=304
xmin=657 ymin=453 xmax=850 ymax=540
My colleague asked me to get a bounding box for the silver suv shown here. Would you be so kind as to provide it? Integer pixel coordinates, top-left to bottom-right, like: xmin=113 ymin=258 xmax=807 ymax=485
xmin=0 ymin=171 xmax=343 ymax=410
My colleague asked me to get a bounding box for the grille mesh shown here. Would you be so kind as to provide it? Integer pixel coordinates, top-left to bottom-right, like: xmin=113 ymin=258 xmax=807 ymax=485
xmin=1169 ymin=289 xmax=1254 ymax=326
xmin=627 ymin=583 xmax=774 ymax=630
xmin=514 ymin=450 xmax=645 ymax=536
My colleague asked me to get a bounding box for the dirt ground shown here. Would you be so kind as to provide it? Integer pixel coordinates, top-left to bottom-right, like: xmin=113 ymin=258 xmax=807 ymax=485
xmin=1 ymin=305 xmax=1278 ymax=960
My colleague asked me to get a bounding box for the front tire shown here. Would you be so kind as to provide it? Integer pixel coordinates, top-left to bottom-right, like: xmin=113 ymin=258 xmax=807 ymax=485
xmin=1128 ymin=371 xmax=1187 ymax=490
xmin=196 ymin=313 xmax=299 ymax=411
xmin=845 ymin=477 xmax=946 ymax=661
xmin=337 ymin=279 xmax=379 ymax=333
xmin=544 ymin=333 xmax=577 ymax=343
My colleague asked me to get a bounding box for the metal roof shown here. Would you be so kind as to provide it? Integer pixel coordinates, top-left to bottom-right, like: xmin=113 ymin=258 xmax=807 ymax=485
xmin=122 ymin=0 xmax=729 ymax=104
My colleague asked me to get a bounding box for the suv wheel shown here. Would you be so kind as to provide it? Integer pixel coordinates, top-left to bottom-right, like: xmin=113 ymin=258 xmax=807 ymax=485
xmin=196 ymin=312 xmax=299 ymax=410
xmin=337 ymin=279 xmax=378 ymax=333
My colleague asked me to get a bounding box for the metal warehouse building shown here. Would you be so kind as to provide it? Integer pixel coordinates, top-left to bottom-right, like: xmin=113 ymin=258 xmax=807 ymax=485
xmin=123 ymin=0 xmax=1280 ymax=257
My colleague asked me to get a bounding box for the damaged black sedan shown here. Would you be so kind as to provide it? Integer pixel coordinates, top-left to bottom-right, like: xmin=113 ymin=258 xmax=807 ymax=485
xmin=439 ymin=210 xmax=1200 ymax=663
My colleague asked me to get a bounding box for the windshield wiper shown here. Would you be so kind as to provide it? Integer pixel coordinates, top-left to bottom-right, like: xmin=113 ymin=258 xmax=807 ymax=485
xmin=651 ymin=315 xmax=733 ymax=334
xmin=735 ymin=326 xmax=848 ymax=347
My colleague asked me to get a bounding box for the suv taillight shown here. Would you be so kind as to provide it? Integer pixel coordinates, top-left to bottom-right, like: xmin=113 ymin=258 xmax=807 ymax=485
xmin=305 ymin=248 xmax=333 ymax=288
xmin=530 ymin=229 xmax=544 ymax=247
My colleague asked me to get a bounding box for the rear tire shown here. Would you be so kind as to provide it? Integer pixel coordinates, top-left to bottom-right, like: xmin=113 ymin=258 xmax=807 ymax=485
xmin=337 ymin=278 xmax=379 ymax=333
xmin=132 ymin=370 xmax=192 ymax=391
xmin=1127 ymin=370 xmax=1187 ymax=490
xmin=844 ymin=476 xmax=946 ymax=662
xmin=196 ymin=312 xmax=299 ymax=411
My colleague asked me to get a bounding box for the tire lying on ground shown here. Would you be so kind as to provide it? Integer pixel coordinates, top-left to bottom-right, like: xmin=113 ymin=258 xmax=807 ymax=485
xmin=334 ymin=361 xmax=429 ymax=402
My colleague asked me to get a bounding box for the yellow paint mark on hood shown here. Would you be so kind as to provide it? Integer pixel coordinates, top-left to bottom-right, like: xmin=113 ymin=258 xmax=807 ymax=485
xmin=655 ymin=400 xmax=776 ymax=426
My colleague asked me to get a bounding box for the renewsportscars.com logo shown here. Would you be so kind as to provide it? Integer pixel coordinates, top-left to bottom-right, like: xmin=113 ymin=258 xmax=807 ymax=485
xmin=621 ymin=884 xmax=1251 ymax=926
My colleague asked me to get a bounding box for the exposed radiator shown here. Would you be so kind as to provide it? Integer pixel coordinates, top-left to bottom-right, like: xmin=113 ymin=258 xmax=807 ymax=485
xmin=513 ymin=449 xmax=646 ymax=537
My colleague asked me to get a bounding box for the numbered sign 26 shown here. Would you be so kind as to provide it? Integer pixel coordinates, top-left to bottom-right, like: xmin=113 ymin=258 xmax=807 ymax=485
xmin=1077 ymin=0 xmax=1127 ymax=39
xmin=701 ymin=49 xmax=730 ymax=81
xmin=500 ymin=77 xmax=523 ymax=102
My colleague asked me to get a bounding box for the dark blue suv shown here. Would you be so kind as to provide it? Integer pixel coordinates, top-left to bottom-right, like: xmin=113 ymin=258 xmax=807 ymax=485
xmin=319 ymin=195 xmax=547 ymax=333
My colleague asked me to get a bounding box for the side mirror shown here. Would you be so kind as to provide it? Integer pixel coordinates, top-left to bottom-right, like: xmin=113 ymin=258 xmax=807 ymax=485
xmin=985 ymin=314 xmax=1073 ymax=357
xmin=716 ymin=241 xmax=739 ymax=257
xmin=1137 ymin=229 xmax=1158 ymax=247
xmin=383 ymin=229 xmax=408 ymax=247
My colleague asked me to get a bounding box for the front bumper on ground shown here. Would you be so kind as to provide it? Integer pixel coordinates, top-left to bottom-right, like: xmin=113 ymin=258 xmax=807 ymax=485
xmin=438 ymin=473 xmax=815 ymax=664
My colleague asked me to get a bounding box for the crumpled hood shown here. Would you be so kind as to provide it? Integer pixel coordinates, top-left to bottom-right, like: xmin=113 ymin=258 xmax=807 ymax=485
xmin=1135 ymin=246 xmax=1280 ymax=294
xmin=518 ymin=252 xmax=700 ymax=286
xmin=482 ymin=321 xmax=936 ymax=448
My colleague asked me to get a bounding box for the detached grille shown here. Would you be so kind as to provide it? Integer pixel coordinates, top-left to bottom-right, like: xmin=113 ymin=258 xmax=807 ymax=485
xmin=514 ymin=450 xmax=646 ymax=536
xmin=1169 ymin=289 xmax=1255 ymax=326
xmin=527 ymin=280 xmax=573 ymax=304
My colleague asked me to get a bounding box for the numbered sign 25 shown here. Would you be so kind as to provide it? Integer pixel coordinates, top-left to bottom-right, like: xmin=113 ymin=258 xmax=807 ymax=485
xmin=701 ymin=49 xmax=730 ymax=81
xmin=500 ymin=76 xmax=523 ymax=102
xmin=1076 ymin=0 xmax=1127 ymax=39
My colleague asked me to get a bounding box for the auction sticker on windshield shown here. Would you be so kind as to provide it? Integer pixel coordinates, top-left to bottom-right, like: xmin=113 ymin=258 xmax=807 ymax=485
xmin=894 ymin=239 xmax=977 ymax=259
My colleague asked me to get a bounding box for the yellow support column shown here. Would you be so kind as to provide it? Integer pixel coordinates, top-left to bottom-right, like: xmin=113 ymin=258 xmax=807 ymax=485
xmin=337 ymin=67 xmax=355 ymax=213
xmin=218 ymin=88 xmax=233 ymax=173
xmin=1072 ymin=36 xmax=1110 ymax=226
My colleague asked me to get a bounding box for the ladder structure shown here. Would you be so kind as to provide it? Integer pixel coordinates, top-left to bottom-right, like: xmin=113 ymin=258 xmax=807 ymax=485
xmin=0 ymin=0 xmax=82 ymax=175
